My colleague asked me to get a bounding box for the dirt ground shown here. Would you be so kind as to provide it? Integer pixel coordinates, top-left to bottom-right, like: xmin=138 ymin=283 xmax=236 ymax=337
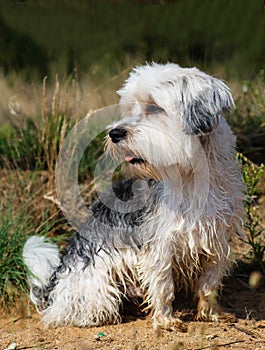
xmin=1 ymin=269 xmax=265 ymax=350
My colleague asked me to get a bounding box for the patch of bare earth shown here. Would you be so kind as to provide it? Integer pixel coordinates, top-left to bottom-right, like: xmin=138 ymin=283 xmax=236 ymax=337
xmin=1 ymin=272 xmax=265 ymax=350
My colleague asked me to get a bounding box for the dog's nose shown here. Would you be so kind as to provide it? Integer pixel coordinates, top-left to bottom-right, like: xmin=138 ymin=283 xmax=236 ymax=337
xmin=109 ymin=128 xmax=127 ymax=143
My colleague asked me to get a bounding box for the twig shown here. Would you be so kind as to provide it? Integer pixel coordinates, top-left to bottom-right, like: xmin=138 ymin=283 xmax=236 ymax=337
xmin=43 ymin=194 xmax=60 ymax=206
xmin=234 ymin=273 xmax=250 ymax=278
xmin=236 ymin=277 xmax=250 ymax=289
xmin=0 ymin=317 xmax=32 ymax=330
xmin=191 ymin=340 xmax=245 ymax=350
xmin=17 ymin=343 xmax=51 ymax=350
xmin=232 ymin=324 xmax=264 ymax=339
xmin=232 ymin=324 xmax=256 ymax=337
xmin=244 ymin=307 xmax=253 ymax=321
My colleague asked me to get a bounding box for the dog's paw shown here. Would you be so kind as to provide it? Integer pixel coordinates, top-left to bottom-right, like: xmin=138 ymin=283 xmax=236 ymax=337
xmin=196 ymin=295 xmax=224 ymax=322
xmin=153 ymin=317 xmax=187 ymax=333
xmin=195 ymin=309 xmax=237 ymax=323
xmin=195 ymin=310 xmax=220 ymax=322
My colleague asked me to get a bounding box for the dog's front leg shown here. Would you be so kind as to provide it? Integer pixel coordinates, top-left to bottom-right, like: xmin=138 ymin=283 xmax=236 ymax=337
xmin=195 ymin=256 xmax=231 ymax=322
xmin=139 ymin=244 xmax=184 ymax=331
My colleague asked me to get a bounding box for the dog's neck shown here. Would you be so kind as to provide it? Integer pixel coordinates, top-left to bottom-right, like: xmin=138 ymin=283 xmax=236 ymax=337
xmin=153 ymin=163 xmax=211 ymax=225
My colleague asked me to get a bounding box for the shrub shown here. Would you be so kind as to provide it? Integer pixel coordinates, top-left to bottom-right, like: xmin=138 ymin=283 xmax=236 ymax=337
xmin=0 ymin=203 xmax=31 ymax=310
xmin=239 ymin=154 xmax=265 ymax=271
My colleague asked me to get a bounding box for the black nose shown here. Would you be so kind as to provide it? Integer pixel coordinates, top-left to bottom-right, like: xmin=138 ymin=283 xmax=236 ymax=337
xmin=109 ymin=128 xmax=127 ymax=143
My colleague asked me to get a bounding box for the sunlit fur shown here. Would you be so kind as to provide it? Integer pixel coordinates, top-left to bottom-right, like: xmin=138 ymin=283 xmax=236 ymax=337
xmin=23 ymin=63 xmax=245 ymax=330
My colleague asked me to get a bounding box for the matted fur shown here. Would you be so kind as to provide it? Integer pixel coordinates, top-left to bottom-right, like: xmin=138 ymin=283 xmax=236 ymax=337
xmin=23 ymin=63 xmax=245 ymax=330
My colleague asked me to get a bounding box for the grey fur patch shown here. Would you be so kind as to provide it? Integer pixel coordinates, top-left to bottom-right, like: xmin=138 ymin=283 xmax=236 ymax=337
xmin=182 ymin=77 xmax=234 ymax=135
xmin=38 ymin=178 xmax=157 ymax=308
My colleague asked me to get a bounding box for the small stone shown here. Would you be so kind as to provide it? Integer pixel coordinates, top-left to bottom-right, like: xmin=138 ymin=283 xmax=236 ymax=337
xmin=249 ymin=271 xmax=263 ymax=289
xmin=5 ymin=343 xmax=18 ymax=350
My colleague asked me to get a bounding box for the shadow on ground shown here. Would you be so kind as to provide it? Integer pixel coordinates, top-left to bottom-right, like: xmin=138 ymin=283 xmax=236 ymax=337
xmin=121 ymin=261 xmax=265 ymax=324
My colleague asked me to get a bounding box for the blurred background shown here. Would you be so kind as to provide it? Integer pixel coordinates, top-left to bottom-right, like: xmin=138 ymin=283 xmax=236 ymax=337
xmin=0 ymin=0 xmax=264 ymax=161
xmin=0 ymin=0 xmax=264 ymax=162
xmin=0 ymin=0 xmax=264 ymax=311
xmin=0 ymin=0 xmax=264 ymax=78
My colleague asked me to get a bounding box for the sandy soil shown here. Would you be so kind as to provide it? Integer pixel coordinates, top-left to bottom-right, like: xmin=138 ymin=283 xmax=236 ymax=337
xmin=1 ymin=271 xmax=265 ymax=350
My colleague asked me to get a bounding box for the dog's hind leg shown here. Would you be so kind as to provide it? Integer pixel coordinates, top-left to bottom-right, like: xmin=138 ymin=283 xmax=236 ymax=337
xmin=24 ymin=235 xmax=123 ymax=327
xmin=42 ymin=252 xmax=123 ymax=327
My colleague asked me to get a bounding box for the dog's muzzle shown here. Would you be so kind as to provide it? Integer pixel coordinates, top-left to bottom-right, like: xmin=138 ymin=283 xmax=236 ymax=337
xmin=109 ymin=128 xmax=127 ymax=143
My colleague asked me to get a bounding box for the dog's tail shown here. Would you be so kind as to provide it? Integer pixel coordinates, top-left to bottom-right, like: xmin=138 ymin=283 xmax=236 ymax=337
xmin=23 ymin=236 xmax=60 ymax=308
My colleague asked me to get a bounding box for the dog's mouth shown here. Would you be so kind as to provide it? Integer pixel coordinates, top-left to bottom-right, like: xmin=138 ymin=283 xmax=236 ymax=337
xmin=125 ymin=151 xmax=145 ymax=165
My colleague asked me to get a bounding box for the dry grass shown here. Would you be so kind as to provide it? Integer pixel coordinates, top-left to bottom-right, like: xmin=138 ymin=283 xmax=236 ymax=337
xmin=0 ymin=65 xmax=132 ymax=124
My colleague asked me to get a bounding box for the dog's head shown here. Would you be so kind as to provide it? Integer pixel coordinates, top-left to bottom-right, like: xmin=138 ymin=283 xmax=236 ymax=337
xmin=106 ymin=63 xmax=234 ymax=180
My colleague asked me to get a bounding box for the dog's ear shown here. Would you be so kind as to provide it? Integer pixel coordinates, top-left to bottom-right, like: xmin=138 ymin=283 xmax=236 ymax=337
xmin=181 ymin=76 xmax=234 ymax=135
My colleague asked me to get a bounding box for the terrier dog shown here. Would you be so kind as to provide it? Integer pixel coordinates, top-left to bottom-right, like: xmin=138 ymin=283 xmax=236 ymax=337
xmin=23 ymin=63 xmax=245 ymax=330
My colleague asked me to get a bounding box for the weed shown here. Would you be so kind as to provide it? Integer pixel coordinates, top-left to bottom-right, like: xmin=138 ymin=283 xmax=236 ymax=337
xmin=0 ymin=74 xmax=115 ymax=186
xmin=41 ymin=75 xmax=75 ymax=191
xmin=0 ymin=192 xmax=71 ymax=311
xmin=229 ymin=70 xmax=265 ymax=164
xmin=0 ymin=202 xmax=31 ymax=310
xmin=239 ymin=154 xmax=265 ymax=271
xmin=171 ymin=341 xmax=184 ymax=350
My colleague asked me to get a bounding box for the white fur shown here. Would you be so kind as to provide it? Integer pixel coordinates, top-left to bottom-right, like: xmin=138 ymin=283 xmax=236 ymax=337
xmin=23 ymin=236 xmax=60 ymax=306
xmin=107 ymin=63 xmax=245 ymax=328
xmin=23 ymin=236 xmax=60 ymax=286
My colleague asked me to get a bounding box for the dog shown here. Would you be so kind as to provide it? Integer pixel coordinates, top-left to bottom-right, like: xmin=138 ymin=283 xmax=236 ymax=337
xmin=23 ymin=63 xmax=245 ymax=330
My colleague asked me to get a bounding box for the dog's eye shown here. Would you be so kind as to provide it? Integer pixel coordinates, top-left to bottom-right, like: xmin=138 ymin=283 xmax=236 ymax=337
xmin=145 ymin=104 xmax=165 ymax=114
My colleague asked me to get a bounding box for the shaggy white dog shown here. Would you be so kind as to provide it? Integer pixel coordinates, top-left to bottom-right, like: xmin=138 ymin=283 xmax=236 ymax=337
xmin=23 ymin=63 xmax=245 ymax=331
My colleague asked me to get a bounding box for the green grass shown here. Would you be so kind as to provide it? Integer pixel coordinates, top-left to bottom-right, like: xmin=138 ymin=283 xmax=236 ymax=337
xmin=0 ymin=194 xmax=71 ymax=311
xmin=0 ymin=202 xmax=31 ymax=310
xmin=0 ymin=119 xmax=41 ymax=169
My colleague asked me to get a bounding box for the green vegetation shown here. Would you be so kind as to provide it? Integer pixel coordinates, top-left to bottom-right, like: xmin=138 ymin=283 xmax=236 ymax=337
xmin=240 ymin=155 xmax=265 ymax=271
xmin=0 ymin=167 xmax=73 ymax=311
xmin=0 ymin=202 xmax=32 ymax=310
xmin=0 ymin=75 xmax=107 ymax=181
